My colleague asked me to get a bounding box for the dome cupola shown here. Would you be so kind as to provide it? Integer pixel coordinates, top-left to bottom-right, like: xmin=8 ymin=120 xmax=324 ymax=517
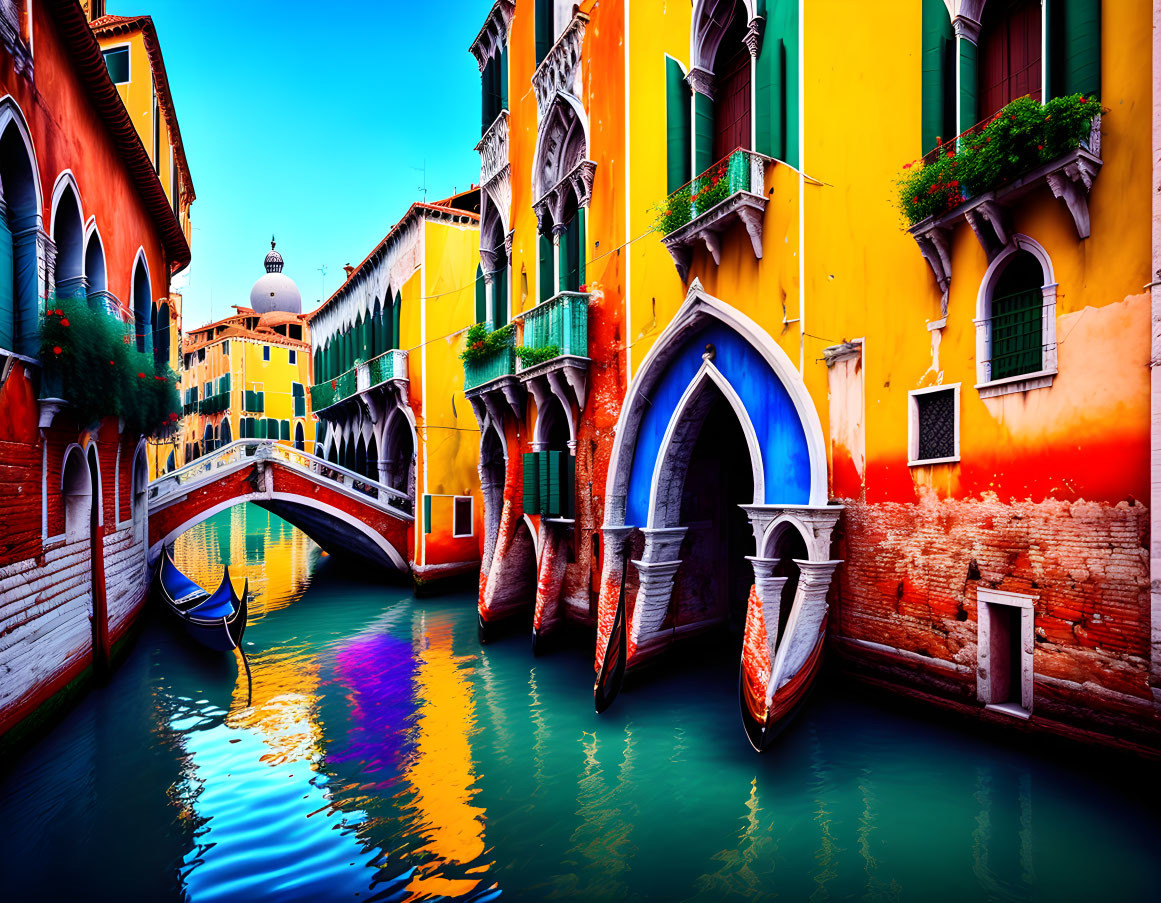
xmin=249 ymin=236 xmax=302 ymax=314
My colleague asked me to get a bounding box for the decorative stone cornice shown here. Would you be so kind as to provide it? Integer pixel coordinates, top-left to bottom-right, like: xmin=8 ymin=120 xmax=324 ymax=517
xmin=468 ymin=0 xmax=516 ymax=71
xmin=532 ymin=13 xmax=588 ymax=118
xmin=0 ymin=0 xmax=33 ymax=79
xmin=662 ymin=192 xmax=766 ymax=282
xmin=476 ymin=109 xmax=510 ymax=188
xmin=685 ymin=65 xmax=716 ymax=99
xmin=951 ymin=15 xmax=981 ymax=43
xmin=532 ymin=159 xmax=597 ymax=235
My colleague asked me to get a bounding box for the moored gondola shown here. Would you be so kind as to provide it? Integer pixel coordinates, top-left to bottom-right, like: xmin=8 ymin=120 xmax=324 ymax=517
xmin=157 ymin=546 xmax=249 ymax=652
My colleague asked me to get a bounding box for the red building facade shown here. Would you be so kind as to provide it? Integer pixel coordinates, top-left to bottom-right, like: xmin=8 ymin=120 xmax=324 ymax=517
xmin=0 ymin=0 xmax=190 ymax=742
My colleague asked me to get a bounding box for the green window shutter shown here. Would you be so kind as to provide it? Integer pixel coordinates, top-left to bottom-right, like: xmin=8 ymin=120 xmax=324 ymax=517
xmin=475 ymin=264 xmax=487 ymax=324
xmin=1048 ymin=0 xmax=1101 ymax=100
xmin=665 ymin=57 xmax=693 ymax=194
xmin=500 ymin=44 xmax=509 ymax=109
xmin=222 ymin=372 xmax=231 ymax=393
xmin=423 ymin=494 xmax=432 ymax=534
xmin=921 ymin=0 xmax=956 ymax=152
xmin=535 ymin=0 xmax=553 ymax=65
xmin=565 ymin=452 xmax=576 ymax=518
xmin=540 ymin=450 xmax=563 ymax=517
xmin=522 ymin=452 xmax=541 ymax=514
xmin=577 ymin=211 xmax=586 ymax=287
xmin=991 ymin=289 xmax=1043 ymax=380
xmin=393 ymin=292 xmax=402 ymax=349
xmin=957 ymin=36 xmax=978 ymax=134
xmin=256 ymin=418 xmax=265 ymax=439
xmin=0 ymin=209 xmax=15 ymax=350
xmin=694 ymin=91 xmax=715 ymax=174
xmin=539 ymin=233 xmax=554 ymax=303
xmin=558 ymin=223 xmax=572 ymax=294
xmin=495 ymin=259 xmax=508 ymax=324
xmin=280 ymin=420 xmax=290 ymax=440
xmin=267 ymin=417 xmax=277 ymax=438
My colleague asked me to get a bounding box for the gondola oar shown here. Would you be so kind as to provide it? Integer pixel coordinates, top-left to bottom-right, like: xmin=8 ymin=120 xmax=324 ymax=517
xmin=594 ymin=543 xmax=630 ymax=714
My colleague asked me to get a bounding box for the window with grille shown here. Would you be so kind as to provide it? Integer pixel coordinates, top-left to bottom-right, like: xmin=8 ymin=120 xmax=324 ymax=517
xmin=909 ymin=385 xmax=959 ymax=466
xmin=453 ymin=496 xmax=473 ymax=537
xmin=986 ymin=250 xmax=1045 ymax=381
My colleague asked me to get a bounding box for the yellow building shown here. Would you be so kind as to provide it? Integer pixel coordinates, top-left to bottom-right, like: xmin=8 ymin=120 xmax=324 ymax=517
xmin=307 ymin=189 xmax=482 ymax=587
xmin=176 ymin=242 xmax=315 ymax=468
xmin=87 ymin=1 xmax=196 ymax=477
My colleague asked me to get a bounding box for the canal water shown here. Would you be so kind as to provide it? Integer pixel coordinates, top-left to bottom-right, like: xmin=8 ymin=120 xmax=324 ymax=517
xmin=1 ymin=506 xmax=1157 ymax=902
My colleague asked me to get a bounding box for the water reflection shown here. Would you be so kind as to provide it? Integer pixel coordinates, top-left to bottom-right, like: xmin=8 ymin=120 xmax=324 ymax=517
xmin=0 ymin=503 xmax=1158 ymax=903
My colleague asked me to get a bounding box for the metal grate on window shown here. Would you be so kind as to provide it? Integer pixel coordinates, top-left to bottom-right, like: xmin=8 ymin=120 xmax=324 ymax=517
xmin=916 ymin=390 xmax=955 ymax=461
xmin=988 ymin=288 xmax=1044 ymax=380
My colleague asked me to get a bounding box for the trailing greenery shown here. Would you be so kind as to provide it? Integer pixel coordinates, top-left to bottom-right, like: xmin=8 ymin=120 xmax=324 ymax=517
xmin=39 ymin=297 xmax=180 ymax=437
xmin=898 ymin=94 xmax=1101 ymax=227
xmin=515 ymin=344 xmax=561 ymax=367
xmin=460 ymin=322 xmax=514 ymax=364
xmin=654 ymin=151 xmax=752 ymax=235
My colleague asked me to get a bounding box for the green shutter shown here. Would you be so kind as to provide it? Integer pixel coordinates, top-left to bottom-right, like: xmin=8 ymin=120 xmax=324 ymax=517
xmin=540 ymin=450 xmax=563 ymax=517
xmin=577 ymin=211 xmax=585 ymax=287
xmin=694 ymin=91 xmax=715 ymax=174
xmin=957 ymin=36 xmax=978 ymax=134
xmin=496 ymin=258 xmax=508 ymax=324
xmin=991 ymin=289 xmax=1043 ymax=380
xmin=393 ymin=291 xmax=402 ymax=349
xmin=535 ymin=0 xmax=553 ymax=65
xmin=281 ymin=420 xmax=290 ymax=440
xmin=754 ymin=0 xmax=798 ymax=166
xmin=921 ymin=0 xmax=956 ymax=152
xmin=500 ymin=44 xmax=509 ymax=109
xmin=558 ymin=224 xmax=571 ymax=294
xmin=423 ymin=494 xmax=432 ymax=534
xmin=268 ymin=417 xmax=278 ymax=438
xmin=1048 ymin=0 xmax=1101 ymax=100
xmin=565 ymin=452 xmax=576 ymax=518
xmin=522 ymin=452 xmax=541 ymax=514
xmin=221 ymin=372 xmax=231 ymax=393
xmin=475 ymin=264 xmax=487 ymax=324
xmin=258 ymin=391 xmax=265 ymax=413
xmin=0 ymin=209 xmax=15 ymax=351
xmin=666 ymin=57 xmax=692 ymax=194
xmin=539 ymin=233 xmax=554 ymax=303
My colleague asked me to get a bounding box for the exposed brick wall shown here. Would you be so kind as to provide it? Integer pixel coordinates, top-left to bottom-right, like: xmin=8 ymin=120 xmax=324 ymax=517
xmin=833 ymin=493 xmax=1158 ymax=743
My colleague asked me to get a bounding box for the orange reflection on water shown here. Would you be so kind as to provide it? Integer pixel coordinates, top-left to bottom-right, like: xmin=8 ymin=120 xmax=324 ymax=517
xmin=174 ymin=505 xmax=324 ymax=767
xmin=404 ymin=616 xmax=490 ymax=899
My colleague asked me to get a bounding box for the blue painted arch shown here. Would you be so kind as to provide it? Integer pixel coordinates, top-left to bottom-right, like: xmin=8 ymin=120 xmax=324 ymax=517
xmin=625 ymin=323 xmax=811 ymax=527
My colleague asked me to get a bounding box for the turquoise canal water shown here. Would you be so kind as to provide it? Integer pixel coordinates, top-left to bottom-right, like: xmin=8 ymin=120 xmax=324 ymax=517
xmin=1 ymin=506 xmax=1158 ymax=902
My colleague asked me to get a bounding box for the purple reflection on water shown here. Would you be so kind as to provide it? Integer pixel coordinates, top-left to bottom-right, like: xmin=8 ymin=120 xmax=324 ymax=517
xmin=328 ymin=631 xmax=416 ymax=775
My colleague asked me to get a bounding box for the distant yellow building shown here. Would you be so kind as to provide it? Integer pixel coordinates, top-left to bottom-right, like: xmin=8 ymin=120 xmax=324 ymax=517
xmin=88 ymin=3 xmax=196 ymax=477
xmin=177 ymin=242 xmax=315 ymax=468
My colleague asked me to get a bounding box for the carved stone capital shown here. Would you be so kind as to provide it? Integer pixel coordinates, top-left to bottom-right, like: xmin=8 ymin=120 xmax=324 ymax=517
xmin=743 ymin=16 xmax=764 ymax=59
xmin=685 ymin=65 xmax=716 ymax=99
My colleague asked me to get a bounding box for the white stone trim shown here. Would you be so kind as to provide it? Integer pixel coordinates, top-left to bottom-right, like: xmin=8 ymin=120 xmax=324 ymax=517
xmin=907 ymin=382 xmax=960 ymax=467
xmin=976 ymin=587 xmax=1036 ymax=716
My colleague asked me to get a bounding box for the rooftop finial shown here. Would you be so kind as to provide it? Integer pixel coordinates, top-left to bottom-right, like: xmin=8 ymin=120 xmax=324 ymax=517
xmin=264 ymin=237 xmax=284 ymax=274
xmin=271 ymin=235 xmax=276 ymax=250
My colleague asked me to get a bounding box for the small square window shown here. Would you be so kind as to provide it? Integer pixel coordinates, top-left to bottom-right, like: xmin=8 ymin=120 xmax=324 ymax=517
xmin=262 ymin=346 xmax=270 ymax=362
xmin=288 ymin=349 xmax=296 ymax=365
xmin=909 ymin=385 xmax=960 ymax=466
xmin=453 ymin=496 xmax=473 ymax=537
xmin=103 ymin=47 xmax=130 ymax=84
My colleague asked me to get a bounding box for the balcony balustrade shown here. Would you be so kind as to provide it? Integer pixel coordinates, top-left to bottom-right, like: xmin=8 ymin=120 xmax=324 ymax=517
xmin=464 ymin=339 xmax=516 ymax=391
xmin=310 ymin=348 xmax=409 ymax=413
xmin=659 ymin=149 xmax=768 ymax=281
xmin=517 ymin=290 xmax=589 ymax=370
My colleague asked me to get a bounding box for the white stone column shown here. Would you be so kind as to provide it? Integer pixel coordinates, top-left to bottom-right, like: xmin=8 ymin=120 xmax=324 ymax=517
xmin=629 ymin=526 xmax=686 ymax=642
xmin=770 ymin=559 xmax=841 ymax=692
xmin=746 ymin=556 xmax=787 ymax=658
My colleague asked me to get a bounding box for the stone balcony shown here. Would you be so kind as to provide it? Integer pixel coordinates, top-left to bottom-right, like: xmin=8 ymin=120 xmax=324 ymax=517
xmin=660 ymin=149 xmax=768 ymax=282
xmin=532 ymin=12 xmax=587 ymax=116
xmin=311 ymin=349 xmax=409 ymax=415
xmin=476 ymin=109 xmax=509 ymax=188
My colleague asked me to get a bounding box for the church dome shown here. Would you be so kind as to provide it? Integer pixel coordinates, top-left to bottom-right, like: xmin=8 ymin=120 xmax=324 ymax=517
xmin=249 ymin=238 xmax=302 ymax=314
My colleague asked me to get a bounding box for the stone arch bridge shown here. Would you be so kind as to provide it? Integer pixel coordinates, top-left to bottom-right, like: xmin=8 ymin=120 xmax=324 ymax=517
xmin=147 ymin=440 xmax=413 ymax=571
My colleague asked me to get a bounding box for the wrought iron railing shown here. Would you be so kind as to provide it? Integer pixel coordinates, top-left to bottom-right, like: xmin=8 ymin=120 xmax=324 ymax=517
xmin=147 ymin=438 xmax=414 ymax=516
xmin=517 ymin=291 xmax=588 ymax=366
xmin=658 ymin=148 xmax=765 ymax=236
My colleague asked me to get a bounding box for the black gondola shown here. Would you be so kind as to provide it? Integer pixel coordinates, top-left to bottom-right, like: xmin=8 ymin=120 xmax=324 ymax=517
xmin=156 ymin=545 xmax=249 ymax=652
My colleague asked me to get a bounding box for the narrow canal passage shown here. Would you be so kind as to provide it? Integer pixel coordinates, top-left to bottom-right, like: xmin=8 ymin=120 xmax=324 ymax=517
xmin=1 ymin=507 xmax=1156 ymax=902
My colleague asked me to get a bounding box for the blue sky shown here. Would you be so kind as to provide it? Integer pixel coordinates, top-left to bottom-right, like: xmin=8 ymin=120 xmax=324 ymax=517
xmin=112 ymin=0 xmax=487 ymax=328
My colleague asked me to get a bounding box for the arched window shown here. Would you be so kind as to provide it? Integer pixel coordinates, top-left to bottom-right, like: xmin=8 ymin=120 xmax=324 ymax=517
xmin=84 ymin=229 xmax=108 ymax=310
xmin=371 ymin=297 xmax=383 ymax=357
xmin=132 ymin=256 xmax=152 ymax=355
xmin=366 ymin=434 xmax=378 ymax=481
xmin=154 ymin=301 xmax=171 ymax=369
xmin=975 ymin=237 xmax=1057 ymax=395
xmin=978 ymin=0 xmax=1042 ymax=122
xmin=203 ymin=422 xmax=214 ymax=454
xmin=131 ymin=443 xmax=148 ymax=545
xmin=532 ymin=94 xmax=592 ymax=300
xmin=0 ymin=113 xmax=41 ymax=357
xmin=294 ymin=421 xmax=305 ymax=452
xmin=51 ymin=181 xmax=85 ymax=301
xmin=710 ymin=2 xmax=752 ymax=162
xmin=480 ymin=200 xmax=509 ymax=324
xmin=220 ymin=417 xmax=232 ymax=446
xmin=62 ymin=445 xmax=92 ymax=542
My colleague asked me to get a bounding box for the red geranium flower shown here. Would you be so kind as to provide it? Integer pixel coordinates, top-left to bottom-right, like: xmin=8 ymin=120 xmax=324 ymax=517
xmin=1037 ymin=144 xmax=1044 ymax=150
xmin=61 ymin=318 xmax=69 ymax=327
xmin=138 ymin=372 xmax=146 ymax=379
xmin=53 ymin=346 xmax=62 ymax=355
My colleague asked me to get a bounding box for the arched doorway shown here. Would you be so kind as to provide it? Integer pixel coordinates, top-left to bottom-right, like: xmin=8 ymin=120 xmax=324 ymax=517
xmin=479 ymin=425 xmax=506 ymax=573
xmin=382 ymin=408 xmax=415 ymax=498
xmin=294 ymin=421 xmax=305 ymax=452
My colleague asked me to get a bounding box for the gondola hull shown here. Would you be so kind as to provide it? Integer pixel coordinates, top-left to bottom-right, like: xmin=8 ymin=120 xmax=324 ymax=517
xmin=156 ymin=547 xmax=249 ymax=652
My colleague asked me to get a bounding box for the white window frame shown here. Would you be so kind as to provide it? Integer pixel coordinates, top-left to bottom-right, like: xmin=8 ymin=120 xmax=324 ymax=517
xmin=101 ymin=43 xmax=131 ymax=85
xmin=976 ymin=588 xmax=1036 ymax=719
xmin=452 ymin=495 xmax=474 ymax=538
xmin=973 ymin=235 xmax=1058 ymax=399
xmin=908 ymin=383 xmax=960 ymax=467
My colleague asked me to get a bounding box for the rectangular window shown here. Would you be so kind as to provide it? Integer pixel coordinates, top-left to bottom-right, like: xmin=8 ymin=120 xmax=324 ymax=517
xmin=222 ymin=340 xmax=229 ymax=356
xmin=262 ymin=345 xmax=270 ymax=362
xmin=908 ymin=385 xmax=959 ymax=466
xmin=102 ymin=46 xmax=129 ymax=84
xmin=453 ymin=496 xmax=473 ymax=537
xmin=288 ymin=349 xmax=296 ymax=365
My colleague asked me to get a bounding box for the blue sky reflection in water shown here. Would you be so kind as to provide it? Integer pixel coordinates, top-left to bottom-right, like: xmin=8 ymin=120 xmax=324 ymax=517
xmin=0 ymin=505 xmax=1157 ymax=902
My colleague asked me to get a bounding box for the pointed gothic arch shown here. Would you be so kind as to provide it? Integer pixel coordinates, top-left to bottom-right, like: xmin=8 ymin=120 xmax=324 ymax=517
xmin=531 ymin=92 xmax=594 ymax=233
xmin=0 ymin=96 xmax=44 ymax=356
xmin=50 ymin=172 xmax=85 ymax=300
xmin=131 ymin=249 xmax=152 ymax=355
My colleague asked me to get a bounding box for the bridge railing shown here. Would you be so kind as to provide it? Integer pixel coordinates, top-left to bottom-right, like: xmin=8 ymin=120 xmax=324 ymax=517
xmin=148 ymin=439 xmax=414 ymax=517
